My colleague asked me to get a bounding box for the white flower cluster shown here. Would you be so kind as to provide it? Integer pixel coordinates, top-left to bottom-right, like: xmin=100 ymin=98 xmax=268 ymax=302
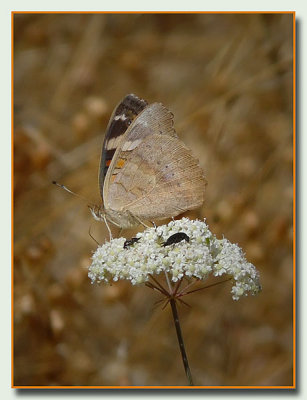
xmin=88 ymin=218 xmax=261 ymax=300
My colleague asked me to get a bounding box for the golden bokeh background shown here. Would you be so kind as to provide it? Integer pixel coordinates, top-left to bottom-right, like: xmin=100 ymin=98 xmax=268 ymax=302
xmin=13 ymin=13 xmax=293 ymax=387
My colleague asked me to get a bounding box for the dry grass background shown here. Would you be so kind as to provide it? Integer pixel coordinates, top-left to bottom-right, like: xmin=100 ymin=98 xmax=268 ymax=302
xmin=13 ymin=13 xmax=293 ymax=387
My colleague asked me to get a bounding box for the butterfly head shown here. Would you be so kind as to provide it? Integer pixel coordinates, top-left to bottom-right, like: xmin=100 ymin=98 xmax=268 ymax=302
xmin=88 ymin=204 xmax=105 ymax=221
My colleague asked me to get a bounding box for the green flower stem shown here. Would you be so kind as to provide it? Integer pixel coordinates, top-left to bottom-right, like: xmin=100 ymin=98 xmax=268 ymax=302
xmin=169 ymin=298 xmax=194 ymax=386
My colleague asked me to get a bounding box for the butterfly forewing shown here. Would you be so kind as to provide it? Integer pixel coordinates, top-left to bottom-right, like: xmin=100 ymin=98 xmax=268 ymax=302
xmin=99 ymin=94 xmax=147 ymax=198
xmin=103 ymin=103 xmax=177 ymax=208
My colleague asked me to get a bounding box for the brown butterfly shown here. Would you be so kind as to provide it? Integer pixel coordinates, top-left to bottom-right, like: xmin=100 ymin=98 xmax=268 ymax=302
xmin=90 ymin=94 xmax=206 ymax=232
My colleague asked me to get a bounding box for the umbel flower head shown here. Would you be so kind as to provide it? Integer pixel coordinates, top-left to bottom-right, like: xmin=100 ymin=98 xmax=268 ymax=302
xmin=88 ymin=218 xmax=261 ymax=301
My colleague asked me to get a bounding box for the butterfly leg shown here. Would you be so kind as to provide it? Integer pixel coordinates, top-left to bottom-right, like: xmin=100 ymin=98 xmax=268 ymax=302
xmin=132 ymin=214 xmax=151 ymax=229
xmin=88 ymin=223 xmax=101 ymax=246
xmin=103 ymin=214 xmax=113 ymax=241
xmin=150 ymin=221 xmax=158 ymax=231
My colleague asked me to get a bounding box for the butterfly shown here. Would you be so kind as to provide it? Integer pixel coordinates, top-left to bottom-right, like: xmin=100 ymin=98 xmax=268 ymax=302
xmin=89 ymin=94 xmax=206 ymax=231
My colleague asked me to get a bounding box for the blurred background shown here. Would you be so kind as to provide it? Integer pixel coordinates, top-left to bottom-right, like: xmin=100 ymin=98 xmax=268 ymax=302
xmin=13 ymin=13 xmax=293 ymax=387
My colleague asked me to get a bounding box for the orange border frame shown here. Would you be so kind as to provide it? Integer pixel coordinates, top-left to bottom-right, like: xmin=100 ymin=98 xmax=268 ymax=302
xmin=11 ymin=10 xmax=296 ymax=390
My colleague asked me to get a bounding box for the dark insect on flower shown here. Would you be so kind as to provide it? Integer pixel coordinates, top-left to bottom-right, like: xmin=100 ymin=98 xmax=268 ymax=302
xmin=124 ymin=237 xmax=140 ymax=249
xmin=163 ymin=232 xmax=190 ymax=247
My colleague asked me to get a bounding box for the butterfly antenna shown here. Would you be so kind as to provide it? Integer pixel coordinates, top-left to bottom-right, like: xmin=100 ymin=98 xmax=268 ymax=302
xmin=52 ymin=181 xmax=95 ymax=206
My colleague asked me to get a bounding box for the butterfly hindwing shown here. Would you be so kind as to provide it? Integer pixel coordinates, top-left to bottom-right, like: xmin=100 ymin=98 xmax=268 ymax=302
xmin=105 ymin=133 xmax=206 ymax=220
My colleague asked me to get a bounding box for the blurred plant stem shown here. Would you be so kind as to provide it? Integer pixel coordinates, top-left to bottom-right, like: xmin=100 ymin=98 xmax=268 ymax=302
xmin=169 ymin=298 xmax=194 ymax=386
xmin=146 ymin=273 xmax=233 ymax=385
